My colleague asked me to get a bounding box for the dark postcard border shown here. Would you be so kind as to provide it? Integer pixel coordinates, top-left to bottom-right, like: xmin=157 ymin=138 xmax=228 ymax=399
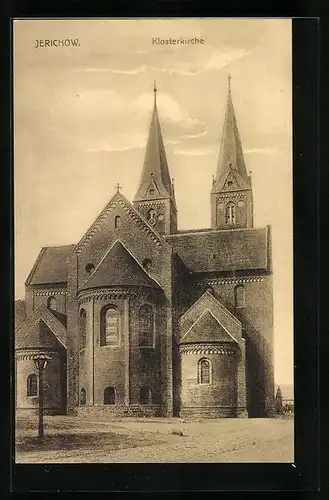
xmin=8 ymin=17 xmax=319 ymax=493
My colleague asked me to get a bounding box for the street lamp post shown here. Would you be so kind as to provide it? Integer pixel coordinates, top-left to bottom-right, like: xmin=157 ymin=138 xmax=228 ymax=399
xmin=33 ymin=354 xmax=51 ymax=438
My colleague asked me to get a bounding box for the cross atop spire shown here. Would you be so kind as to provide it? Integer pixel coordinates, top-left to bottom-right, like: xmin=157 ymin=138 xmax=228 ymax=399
xmin=115 ymin=183 xmax=122 ymax=193
xmin=153 ymin=80 xmax=157 ymax=107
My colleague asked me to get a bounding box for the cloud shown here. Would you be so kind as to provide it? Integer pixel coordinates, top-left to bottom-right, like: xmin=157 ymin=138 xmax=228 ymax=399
xmin=134 ymin=92 xmax=204 ymax=131
xmin=81 ymin=65 xmax=147 ymax=75
xmin=73 ymin=46 xmax=251 ymax=77
xmin=181 ymin=130 xmax=208 ymax=139
xmin=244 ymin=147 xmax=278 ymax=154
xmin=174 ymin=148 xmax=215 ymax=156
xmin=86 ymin=133 xmax=146 ymax=153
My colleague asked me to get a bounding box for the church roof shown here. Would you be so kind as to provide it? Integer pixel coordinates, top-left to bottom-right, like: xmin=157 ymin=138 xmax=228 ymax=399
xmin=134 ymin=83 xmax=176 ymax=204
xmin=15 ymin=318 xmax=65 ymax=350
xmin=15 ymin=304 xmax=67 ymax=350
xmin=165 ymin=227 xmax=269 ymax=272
xmin=212 ymin=76 xmax=251 ymax=193
xmin=79 ymin=240 xmax=162 ymax=291
xmin=26 ymin=245 xmax=75 ymax=286
xmin=180 ymin=309 xmax=238 ymax=345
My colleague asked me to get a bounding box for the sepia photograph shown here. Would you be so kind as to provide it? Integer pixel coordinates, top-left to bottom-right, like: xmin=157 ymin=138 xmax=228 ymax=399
xmin=14 ymin=18 xmax=293 ymax=464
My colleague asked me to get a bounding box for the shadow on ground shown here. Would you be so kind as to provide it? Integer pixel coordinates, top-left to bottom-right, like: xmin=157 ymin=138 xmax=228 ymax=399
xmin=16 ymin=431 xmax=156 ymax=453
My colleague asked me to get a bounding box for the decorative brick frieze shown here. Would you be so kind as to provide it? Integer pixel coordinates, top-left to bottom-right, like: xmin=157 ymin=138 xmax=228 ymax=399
xmin=195 ymin=277 xmax=263 ymax=286
xmin=34 ymin=290 xmax=67 ymax=296
xmin=16 ymin=349 xmax=59 ymax=361
xmin=77 ymin=287 xmax=152 ymax=304
xmin=180 ymin=344 xmax=238 ymax=356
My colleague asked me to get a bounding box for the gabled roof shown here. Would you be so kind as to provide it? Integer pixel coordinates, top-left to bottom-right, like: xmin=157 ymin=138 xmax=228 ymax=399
xmin=25 ymin=245 xmax=75 ymax=286
xmin=180 ymin=309 xmax=238 ymax=345
xmin=15 ymin=304 xmax=67 ymax=350
xmin=15 ymin=319 xmax=65 ymax=350
xmin=75 ymin=191 xmax=169 ymax=255
xmin=134 ymin=85 xmax=176 ymax=204
xmin=79 ymin=240 xmax=162 ymax=291
xmin=212 ymin=77 xmax=251 ymax=193
xmin=165 ymin=227 xmax=269 ymax=272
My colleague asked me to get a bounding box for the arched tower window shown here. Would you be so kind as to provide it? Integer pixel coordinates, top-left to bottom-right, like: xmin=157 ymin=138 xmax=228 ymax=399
xmin=198 ymin=359 xmax=211 ymax=385
xmin=235 ymin=285 xmax=246 ymax=308
xmin=104 ymin=386 xmax=116 ymax=405
xmin=47 ymin=296 xmax=57 ymax=311
xmin=100 ymin=306 xmax=120 ymax=346
xmin=79 ymin=308 xmax=87 ymax=350
xmin=80 ymin=388 xmax=86 ymax=406
xmin=225 ymin=202 xmax=236 ymax=224
xmin=139 ymin=304 xmax=155 ymax=347
xmin=27 ymin=374 xmax=38 ymax=396
xmin=140 ymin=386 xmax=152 ymax=405
xmin=114 ymin=215 xmax=121 ymax=228
xmin=147 ymin=208 xmax=157 ymax=226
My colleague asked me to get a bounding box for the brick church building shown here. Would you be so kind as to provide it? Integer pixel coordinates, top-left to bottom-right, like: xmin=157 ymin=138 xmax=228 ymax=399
xmin=15 ymin=79 xmax=275 ymax=418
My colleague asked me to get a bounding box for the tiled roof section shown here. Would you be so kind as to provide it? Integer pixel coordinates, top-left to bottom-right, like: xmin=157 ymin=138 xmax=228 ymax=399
xmin=212 ymin=78 xmax=251 ymax=193
xmin=180 ymin=310 xmax=237 ymax=345
xmin=165 ymin=227 xmax=268 ymax=272
xmin=15 ymin=319 xmax=64 ymax=350
xmin=26 ymin=245 xmax=75 ymax=286
xmin=79 ymin=240 xmax=161 ymax=291
xmin=134 ymin=91 xmax=176 ymax=204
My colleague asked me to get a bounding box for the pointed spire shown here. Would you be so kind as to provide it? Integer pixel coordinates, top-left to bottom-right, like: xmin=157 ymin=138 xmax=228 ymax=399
xmin=212 ymin=75 xmax=250 ymax=192
xmin=134 ymin=83 xmax=175 ymax=203
xmin=153 ymin=80 xmax=157 ymax=107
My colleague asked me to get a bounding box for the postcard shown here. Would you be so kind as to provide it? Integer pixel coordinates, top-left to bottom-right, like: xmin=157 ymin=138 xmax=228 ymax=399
xmin=14 ymin=18 xmax=293 ymax=464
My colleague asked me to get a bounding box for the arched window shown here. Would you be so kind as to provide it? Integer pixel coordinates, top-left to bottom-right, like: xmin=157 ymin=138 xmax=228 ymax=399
xmin=100 ymin=306 xmax=120 ymax=346
xmin=147 ymin=208 xmax=157 ymax=226
xmin=114 ymin=215 xmax=121 ymax=229
xmin=47 ymin=296 xmax=57 ymax=311
xmin=235 ymin=285 xmax=246 ymax=308
xmin=139 ymin=304 xmax=154 ymax=347
xmin=79 ymin=308 xmax=87 ymax=350
xmin=198 ymin=359 xmax=211 ymax=385
xmin=27 ymin=374 xmax=38 ymax=396
xmin=139 ymin=386 xmax=152 ymax=405
xmin=104 ymin=386 xmax=116 ymax=405
xmin=80 ymin=388 xmax=86 ymax=406
xmin=225 ymin=202 xmax=236 ymax=224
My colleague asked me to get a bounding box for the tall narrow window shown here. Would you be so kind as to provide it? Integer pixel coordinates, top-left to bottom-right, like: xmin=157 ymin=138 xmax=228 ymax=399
xmin=100 ymin=306 xmax=120 ymax=346
xmin=139 ymin=304 xmax=154 ymax=347
xmin=198 ymin=359 xmax=211 ymax=385
xmin=114 ymin=215 xmax=121 ymax=228
xmin=80 ymin=388 xmax=86 ymax=406
xmin=225 ymin=202 xmax=236 ymax=224
xmin=104 ymin=386 xmax=116 ymax=405
xmin=27 ymin=374 xmax=38 ymax=396
xmin=47 ymin=296 xmax=57 ymax=311
xmin=235 ymin=285 xmax=246 ymax=308
xmin=140 ymin=386 xmax=152 ymax=405
xmin=79 ymin=308 xmax=87 ymax=350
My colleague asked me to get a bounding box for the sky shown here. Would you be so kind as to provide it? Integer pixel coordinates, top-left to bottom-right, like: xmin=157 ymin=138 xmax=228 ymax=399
xmin=14 ymin=18 xmax=293 ymax=385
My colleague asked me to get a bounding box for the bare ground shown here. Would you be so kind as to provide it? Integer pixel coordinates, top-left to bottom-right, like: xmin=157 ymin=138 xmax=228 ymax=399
xmin=15 ymin=414 xmax=294 ymax=463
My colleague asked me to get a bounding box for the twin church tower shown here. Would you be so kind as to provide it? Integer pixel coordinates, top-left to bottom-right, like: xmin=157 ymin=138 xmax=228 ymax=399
xmin=15 ymin=76 xmax=274 ymax=419
xmin=134 ymin=77 xmax=254 ymax=234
